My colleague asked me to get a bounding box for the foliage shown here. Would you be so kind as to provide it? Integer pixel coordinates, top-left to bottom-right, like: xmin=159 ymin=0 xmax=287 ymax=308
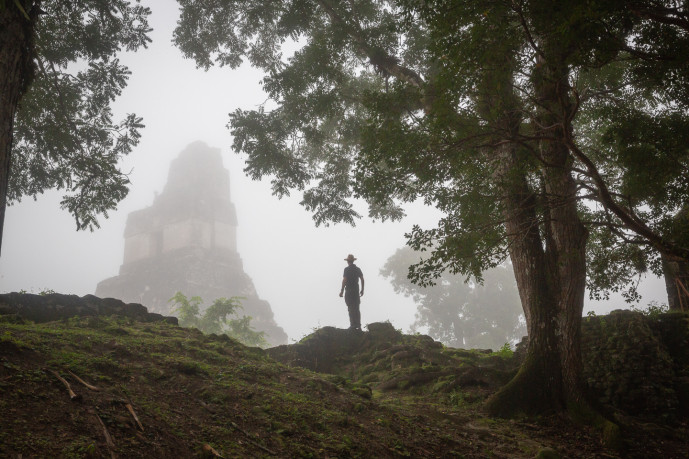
xmin=381 ymin=247 xmax=525 ymax=350
xmin=448 ymin=389 xmax=468 ymax=408
xmin=581 ymin=310 xmax=685 ymax=421
xmin=173 ymin=0 xmax=689 ymax=284
xmin=16 ymin=288 xmax=54 ymax=295
xmin=169 ymin=292 xmax=267 ymax=348
xmin=8 ymin=0 xmax=151 ymax=231
xmin=173 ymin=0 xmax=689 ymax=416
xmin=174 ymin=0 xmax=418 ymax=227
xmin=577 ymin=35 xmax=689 ymax=302
xmin=493 ymin=343 xmax=514 ymax=359
xmin=170 ymin=292 xmax=202 ymax=329
xmin=631 ymin=301 xmax=670 ymax=318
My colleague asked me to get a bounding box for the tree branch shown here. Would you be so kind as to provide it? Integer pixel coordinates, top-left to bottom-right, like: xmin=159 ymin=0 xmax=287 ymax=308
xmin=629 ymin=3 xmax=689 ymax=32
xmin=564 ymin=135 xmax=689 ymax=260
xmin=315 ymin=0 xmax=430 ymax=110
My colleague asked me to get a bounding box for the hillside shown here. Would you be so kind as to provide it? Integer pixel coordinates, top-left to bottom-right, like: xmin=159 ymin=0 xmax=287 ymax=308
xmin=1 ymin=293 xmax=688 ymax=458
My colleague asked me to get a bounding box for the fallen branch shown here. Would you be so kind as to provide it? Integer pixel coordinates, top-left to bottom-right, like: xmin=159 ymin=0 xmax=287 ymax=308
xmin=68 ymin=370 xmax=100 ymax=391
xmin=95 ymin=412 xmax=118 ymax=459
xmin=197 ymin=398 xmax=217 ymax=414
xmin=194 ymin=397 xmax=275 ymax=455
xmin=229 ymin=421 xmax=276 ymax=456
xmin=125 ymin=403 xmax=144 ymax=432
xmin=116 ymin=391 xmax=144 ymax=432
xmin=49 ymin=370 xmax=81 ymax=401
xmin=202 ymin=444 xmax=225 ymax=458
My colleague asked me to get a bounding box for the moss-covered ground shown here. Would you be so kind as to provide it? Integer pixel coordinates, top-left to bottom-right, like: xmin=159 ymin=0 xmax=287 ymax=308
xmin=1 ymin=313 xmax=687 ymax=458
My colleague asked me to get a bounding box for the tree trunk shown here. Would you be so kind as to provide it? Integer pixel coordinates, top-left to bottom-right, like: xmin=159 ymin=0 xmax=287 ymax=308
xmin=0 ymin=0 xmax=37 ymax=256
xmin=486 ymin=144 xmax=566 ymax=416
xmin=478 ymin=56 xmax=572 ymax=416
xmin=541 ymin=136 xmax=589 ymax=412
xmin=486 ymin=54 xmax=593 ymax=420
xmin=661 ymin=207 xmax=689 ymax=311
xmin=662 ymin=252 xmax=689 ymax=311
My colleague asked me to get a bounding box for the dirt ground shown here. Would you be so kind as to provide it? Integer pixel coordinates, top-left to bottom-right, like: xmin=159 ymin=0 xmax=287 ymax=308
xmin=1 ymin=313 xmax=687 ymax=458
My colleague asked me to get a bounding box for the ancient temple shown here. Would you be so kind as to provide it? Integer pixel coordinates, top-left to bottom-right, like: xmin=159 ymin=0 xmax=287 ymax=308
xmin=95 ymin=141 xmax=288 ymax=346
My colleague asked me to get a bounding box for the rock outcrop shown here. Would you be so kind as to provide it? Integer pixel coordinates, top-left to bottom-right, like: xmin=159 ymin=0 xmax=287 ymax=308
xmin=268 ymin=322 xmax=516 ymax=395
xmin=0 ymin=292 xmax=177 ymax=325
xmin=95 ymin=141 xmax=287 ymax=346
xmin=272 ymin=312 xmax=689 ymax=422
xmin=581 ymin=310 xmax=689 ymax=422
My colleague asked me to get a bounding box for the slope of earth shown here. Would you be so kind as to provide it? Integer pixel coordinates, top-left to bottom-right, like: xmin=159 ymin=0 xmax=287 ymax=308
xmin=0 ymin=293 xmax=686 ymax=458
xmin=268 ymin=321 xmax=689 ymax=458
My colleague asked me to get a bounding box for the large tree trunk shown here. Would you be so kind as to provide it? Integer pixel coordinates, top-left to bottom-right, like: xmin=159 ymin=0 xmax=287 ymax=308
xmin=541 ymin=133 xmax=589 ymax=412
xmin=0 ymin=0 xmax=37 ymax=256
xmin=479 ymin=55 xmax=573 ymax=416
xmin=536 ymin=57 xmax=589 ymax=413
xmin=486 ymin=144 xmax=566 ymax=416
xmin=487 ymin=54 xmax=593 ymax=420
xmin=661 ymin=207 xmax=689 ymax=311
xmin=662 ymin=252 xmax=689 ymax=311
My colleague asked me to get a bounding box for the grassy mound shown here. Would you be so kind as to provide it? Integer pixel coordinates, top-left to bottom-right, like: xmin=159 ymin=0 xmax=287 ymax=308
xmin=268 ymin=322 xmax=516 ymax=400
xmin=2 ymin=315 xmax=435 ymax=457
xmin=1 ymin=295 xmax=687 ymax=457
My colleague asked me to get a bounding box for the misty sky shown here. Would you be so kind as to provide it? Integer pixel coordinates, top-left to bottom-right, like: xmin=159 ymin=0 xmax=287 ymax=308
xmin=0 ymin=1 xmax=668 ymax=343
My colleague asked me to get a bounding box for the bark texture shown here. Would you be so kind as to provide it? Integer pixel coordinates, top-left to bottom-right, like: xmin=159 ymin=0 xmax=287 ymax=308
xmin=486 ymin=143 xmax=564 ymax=416
xmin=0 ymin=0 xmax=37 ymax=256
xmin=486 ymin=53 xmax=592 ymax=419
xmin=661 ymin=207 xmax=689 ymax=311
xmin=662 ymin=252 xmax=689 ymax=311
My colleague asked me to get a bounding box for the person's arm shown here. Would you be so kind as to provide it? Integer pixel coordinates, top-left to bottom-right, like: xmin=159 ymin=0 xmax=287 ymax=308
xmin=339 ymin=276 xmax=346 ymax=297
xmin=359 ymin=272 xmax=365 ymax=297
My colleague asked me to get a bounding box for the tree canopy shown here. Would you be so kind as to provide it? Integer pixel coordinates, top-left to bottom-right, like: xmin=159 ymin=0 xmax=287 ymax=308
xmin=174 ymin=0 xmax=689 ymax=277
xmin=382 ymin=247 xmax=525 ymax=350
xmin=574 ymin=5 xmax=689 ymax=306
xmin=174 ymin=0 xmax=689 ymax=421
xmin=0 ymin=0 xmax=151 ymax=255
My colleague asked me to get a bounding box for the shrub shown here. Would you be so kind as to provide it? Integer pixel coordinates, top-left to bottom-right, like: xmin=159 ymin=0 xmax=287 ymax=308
xmin=169 ymin=292 xmax=267 ymax=347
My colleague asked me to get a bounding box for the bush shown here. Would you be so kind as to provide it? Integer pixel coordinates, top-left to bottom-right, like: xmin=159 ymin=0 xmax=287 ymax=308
xmin=169 ymin=292 xmax=267 ymax=347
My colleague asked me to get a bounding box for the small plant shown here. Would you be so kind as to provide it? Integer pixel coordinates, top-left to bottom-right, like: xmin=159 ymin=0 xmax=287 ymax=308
xmin=586 ymin=310 xmax=606 ymax=328
xmin=489 ymin=342 xmax=513 ymax=358
xmin=448 ymin=389 xmax=467 ymax=407
xmin=169 ymin=292 xmax=267 ymax=347
xmin=495 ymin=342 xmax=513 ymax=358
xmin=64 ymin=437 xmax=97 ymax=458
xmin=631 ymin=301 xmax=669 ymax=318
xmin=16 ymin=288 xmax=55 ymax=295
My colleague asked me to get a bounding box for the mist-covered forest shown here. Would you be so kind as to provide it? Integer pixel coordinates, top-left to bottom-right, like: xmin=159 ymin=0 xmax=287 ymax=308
xmin=1 ymin=0 xmax=689 ymax=457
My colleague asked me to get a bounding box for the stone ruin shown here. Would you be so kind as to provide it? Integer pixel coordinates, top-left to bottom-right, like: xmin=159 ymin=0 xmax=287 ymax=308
xmin=95 ymin=141 xmax=288 ymax=346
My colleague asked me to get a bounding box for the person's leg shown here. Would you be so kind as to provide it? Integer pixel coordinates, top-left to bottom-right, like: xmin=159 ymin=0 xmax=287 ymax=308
xmin=345 ymin=292 xmax=361 ymax=329
xmin=347 ymin=303 xmax=358 ymax=329
xmin=344 ymin=295 xmax=354 ymax=328
xmin=352 ymin=303 xmax=361 ymax=330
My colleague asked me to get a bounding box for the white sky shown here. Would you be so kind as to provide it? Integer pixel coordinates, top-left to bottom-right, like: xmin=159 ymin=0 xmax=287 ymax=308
xmin=0 ymin=1 xmax=668 ymax=343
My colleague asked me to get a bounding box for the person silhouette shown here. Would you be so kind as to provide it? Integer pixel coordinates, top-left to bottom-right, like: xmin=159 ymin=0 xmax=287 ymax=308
xmin=339 ymin=254 xmax=364 ymax=330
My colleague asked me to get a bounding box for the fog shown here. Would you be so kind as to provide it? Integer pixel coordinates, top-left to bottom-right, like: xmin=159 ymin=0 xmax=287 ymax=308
xmin=0 ymin=1 xmax=669 ymax=343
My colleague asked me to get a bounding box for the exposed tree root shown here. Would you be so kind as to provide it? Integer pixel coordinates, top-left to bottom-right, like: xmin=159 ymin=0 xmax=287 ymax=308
xmin=485 ymin=355 xmax=622 ymax=451
xmin=485 ymin=356 xmax=563 ymax=418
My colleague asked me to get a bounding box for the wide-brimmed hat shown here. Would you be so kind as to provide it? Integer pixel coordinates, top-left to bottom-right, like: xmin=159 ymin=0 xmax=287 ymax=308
xmin=344 ymin=254 xmax=357 ymax=262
